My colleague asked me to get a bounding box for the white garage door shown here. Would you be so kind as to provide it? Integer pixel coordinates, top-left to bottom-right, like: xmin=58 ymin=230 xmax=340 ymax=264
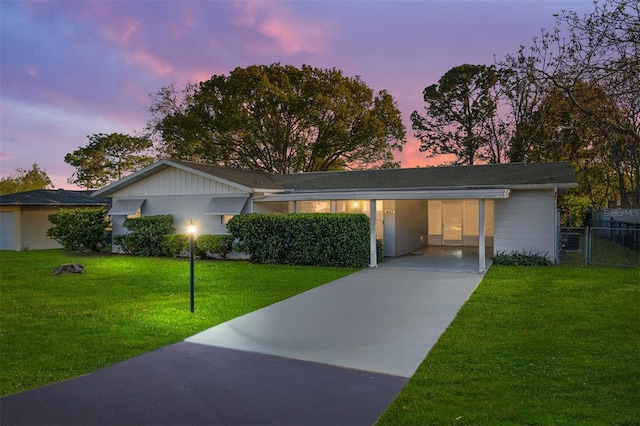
xmin=0 ymin=212 xmax=15 ymax=250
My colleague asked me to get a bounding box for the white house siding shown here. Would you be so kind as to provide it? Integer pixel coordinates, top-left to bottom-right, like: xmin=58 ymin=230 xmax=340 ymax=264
xmin=386 ymin=199 xmax=428 ymax=257
xmin=109 ymin=169 xmax=253 ymax=252
xmin=494 ymin=190 xmax=557 ymax=261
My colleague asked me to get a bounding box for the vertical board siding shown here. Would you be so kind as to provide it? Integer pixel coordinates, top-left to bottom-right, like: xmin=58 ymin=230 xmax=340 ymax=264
xmin=494 ymin=190 xmax=556 ymax=260
xmin=112 ymin=168 xmax=246 ymax=197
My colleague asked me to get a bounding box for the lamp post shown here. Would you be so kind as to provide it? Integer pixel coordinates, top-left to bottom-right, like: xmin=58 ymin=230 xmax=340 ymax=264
xmin=187 ymin=221 xmax=196 ymax=313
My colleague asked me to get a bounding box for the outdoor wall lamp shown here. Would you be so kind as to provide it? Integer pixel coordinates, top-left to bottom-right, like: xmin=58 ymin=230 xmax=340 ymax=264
xmin=187 ymin=220 xmax=196 ymax=313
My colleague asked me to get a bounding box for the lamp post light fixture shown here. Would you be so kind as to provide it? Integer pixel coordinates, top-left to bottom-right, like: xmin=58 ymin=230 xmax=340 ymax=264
xmin=187 ymin=221 xmax=196 ymax=313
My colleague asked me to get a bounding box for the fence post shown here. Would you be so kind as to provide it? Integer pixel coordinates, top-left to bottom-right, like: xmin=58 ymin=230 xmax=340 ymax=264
xmin=584 ymin=226 xmax=590 ymax=267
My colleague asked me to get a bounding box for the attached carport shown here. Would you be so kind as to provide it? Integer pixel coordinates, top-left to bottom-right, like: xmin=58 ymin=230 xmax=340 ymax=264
xmin=254 ymin=188 xmax=509 ymax=272
xmin=253 ymin=162 xmax=579 ymax=271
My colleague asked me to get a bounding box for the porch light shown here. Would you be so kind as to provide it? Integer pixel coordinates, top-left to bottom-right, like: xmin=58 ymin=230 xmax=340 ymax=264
xmin=187 ymin=220 xmax=196 ymax=313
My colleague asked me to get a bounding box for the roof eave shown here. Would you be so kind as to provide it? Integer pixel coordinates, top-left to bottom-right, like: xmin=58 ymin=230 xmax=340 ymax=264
xmin=255 ymin=188 xmax=512 ymax=202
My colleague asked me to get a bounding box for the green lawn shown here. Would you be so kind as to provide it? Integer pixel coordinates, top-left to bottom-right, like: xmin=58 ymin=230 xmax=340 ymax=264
xmin=0 ymin=250 xmax=358 ymax=396
xmin=377 ymin=266 xmax=640 ymax=425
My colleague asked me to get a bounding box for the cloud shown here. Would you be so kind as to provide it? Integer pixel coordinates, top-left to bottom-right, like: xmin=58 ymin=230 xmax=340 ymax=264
xmin=258 ymin=18 xmax=327 ymax=55
xmin=232 ymin=1 xmax=330 ymax=55
xmin=25 ymin=67 xmax=38 ymax=77
xmin=99 ymin=19 xmax=141 ymax=44
xmin=126 ymin=51 xmax=174 ymax=76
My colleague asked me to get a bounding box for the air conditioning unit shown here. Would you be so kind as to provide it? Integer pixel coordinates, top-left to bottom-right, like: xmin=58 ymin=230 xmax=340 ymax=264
xmin=561 ymin=233 xmax=580 ymax=251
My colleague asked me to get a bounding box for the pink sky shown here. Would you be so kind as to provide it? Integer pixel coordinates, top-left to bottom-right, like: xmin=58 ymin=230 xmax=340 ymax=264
xmin=0 ymin=0 xmax=595 ymax=189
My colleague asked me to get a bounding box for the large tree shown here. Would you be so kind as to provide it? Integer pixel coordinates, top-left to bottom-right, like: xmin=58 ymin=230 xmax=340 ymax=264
xmin=0 ymin=163 xmax=52 ymax=195
xmin=501 ymin=0 xmax=639 ymax=206
xmin=65 ymin=133 xmax=154 ymax=189
xmin=411 ymin=64 xmax=500 ymax=166
xmin=148 ymin=64 xmax=406 ymax=173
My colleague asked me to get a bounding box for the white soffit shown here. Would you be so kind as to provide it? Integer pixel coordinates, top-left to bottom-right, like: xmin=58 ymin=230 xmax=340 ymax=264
xmin=108 ymin=199 xmax=146 ymax=215
xmin=204 ymin=195 xmax=249 ymax=215
xmin=254 ymin=189 xmax=511 ymax=202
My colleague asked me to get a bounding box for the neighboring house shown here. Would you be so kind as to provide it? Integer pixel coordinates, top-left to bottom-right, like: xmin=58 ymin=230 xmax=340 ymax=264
xmin=93 ymin=159 xmax=578 ymax=270
xmin=0 ymin=189 xmax=110 ymax=251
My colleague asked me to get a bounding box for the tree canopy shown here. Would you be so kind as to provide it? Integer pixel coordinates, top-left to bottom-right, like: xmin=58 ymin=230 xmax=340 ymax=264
xmin=0 ymin=163 xmax=52 ymax=195
xmin=500 ymin=0 xmax=639 ymax=207
xmin=148 ymin=63 xmax=406 ymax=173
xmin=65 ymin=133 xmax=154 ymax=189
xmin=411 ymin=64 xmax=500 ymax=166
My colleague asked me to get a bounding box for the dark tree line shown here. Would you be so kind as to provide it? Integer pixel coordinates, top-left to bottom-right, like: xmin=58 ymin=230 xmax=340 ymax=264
xmin=413 ymin=0 xmax=638 ymax=211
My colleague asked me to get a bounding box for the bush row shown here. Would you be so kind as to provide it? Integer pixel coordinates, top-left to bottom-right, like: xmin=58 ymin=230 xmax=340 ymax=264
xmin=227 ymin=213 xmax=371 ymax=268
xmin=112 ymin=215 xmax=234 ymax=259
xmin=50 ymin=211 xmax=377 ymax=267
xmin=492 ymin=250 xmax=552 ymax=266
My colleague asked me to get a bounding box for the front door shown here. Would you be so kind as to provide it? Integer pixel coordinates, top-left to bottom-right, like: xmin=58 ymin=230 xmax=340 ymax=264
xmin=442 ymin=201 xmax=463 ymax=246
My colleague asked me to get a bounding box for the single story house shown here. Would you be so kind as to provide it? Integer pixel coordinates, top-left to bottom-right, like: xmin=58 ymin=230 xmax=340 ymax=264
xmin=93 ymin=159 xmax=578 ymax=271
xmin=0 ymin=189 xmax=110 ymax=251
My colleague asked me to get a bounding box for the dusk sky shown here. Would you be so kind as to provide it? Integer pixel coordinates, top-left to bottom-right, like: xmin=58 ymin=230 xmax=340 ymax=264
xmin=1 ymin=0 xmax=595 ymax=189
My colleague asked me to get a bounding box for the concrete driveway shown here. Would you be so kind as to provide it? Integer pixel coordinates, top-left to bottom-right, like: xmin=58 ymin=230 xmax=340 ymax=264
xmin=186 ymin=267 xmax=482 ymax=378
xmin=1 ymin=266 xmax=484 ymax=426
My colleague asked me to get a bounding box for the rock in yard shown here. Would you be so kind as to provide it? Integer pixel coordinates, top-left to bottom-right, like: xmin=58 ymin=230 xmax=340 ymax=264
xmin=53 ymin=263 xmax=84 ymax=275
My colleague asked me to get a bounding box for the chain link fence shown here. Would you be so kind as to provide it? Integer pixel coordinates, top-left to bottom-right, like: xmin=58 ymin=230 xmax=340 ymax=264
xmin=559 ymin=224 xmax=640 ymax=268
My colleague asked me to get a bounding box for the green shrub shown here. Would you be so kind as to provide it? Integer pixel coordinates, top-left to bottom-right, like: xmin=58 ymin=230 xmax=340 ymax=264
xmin=492 ymin=250 xmax=552 ymax=266
xmin=227 ymin=213 xmax=370 ymax=268
xmin=161 ymin=234 xmax=188 ymax=257
xmin=113 ymin=215 xmax=174 ymax=256
xmin=47 ymin=207 xmax=109 ymax=253
xmin=195 ymin=235 xmax=234 ymax=259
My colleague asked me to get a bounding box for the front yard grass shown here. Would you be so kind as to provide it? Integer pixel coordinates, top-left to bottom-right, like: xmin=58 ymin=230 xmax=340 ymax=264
xmin=377 ymin=266 xmax=640 ymax=425
xmin=0 ymin=250 xmax=358 ymax=396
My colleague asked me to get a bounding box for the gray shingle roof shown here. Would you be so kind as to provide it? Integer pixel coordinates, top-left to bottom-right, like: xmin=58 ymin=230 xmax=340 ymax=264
xmin=0 ymin=189 xmax=110 ymax=206
xmin=93 ymin=160 xmax=578 ymax=196
xmin=171 ymin=160 xmax=285 ymax=190
xmin=271 ymin=162 xmax=577 ymax=191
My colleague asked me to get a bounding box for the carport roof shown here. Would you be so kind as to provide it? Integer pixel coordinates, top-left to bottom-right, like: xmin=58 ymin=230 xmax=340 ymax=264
xmin=0 ymin=189 xmax=110 ymax=206
xmin=271 ymin=162 xmax=578 ymax=191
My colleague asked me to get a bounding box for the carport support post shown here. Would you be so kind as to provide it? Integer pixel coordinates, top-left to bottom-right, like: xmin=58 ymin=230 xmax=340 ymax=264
xmin=369 ymin=199 xmax=377 ymax=267
xmin=478 ymin=199 xmax=486 ymax=273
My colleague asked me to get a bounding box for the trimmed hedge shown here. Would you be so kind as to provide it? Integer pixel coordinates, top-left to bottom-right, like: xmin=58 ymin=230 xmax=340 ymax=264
xmin=47 ymin=207 xmax=109 ymax=253
xmin=227 ymin=213 xmax=370 ymax=268
xmin=195 ymin=235 xmax=234 ymax=259
xmin=113 ymin=215 xmax=174 ymax=256
xmin=162 ymin=234 xmax=188 ymax=257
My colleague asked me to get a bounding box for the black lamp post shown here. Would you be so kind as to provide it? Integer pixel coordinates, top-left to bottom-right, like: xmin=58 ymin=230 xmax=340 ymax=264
xmin=187 ymin=221 xmax=196 ymax=313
